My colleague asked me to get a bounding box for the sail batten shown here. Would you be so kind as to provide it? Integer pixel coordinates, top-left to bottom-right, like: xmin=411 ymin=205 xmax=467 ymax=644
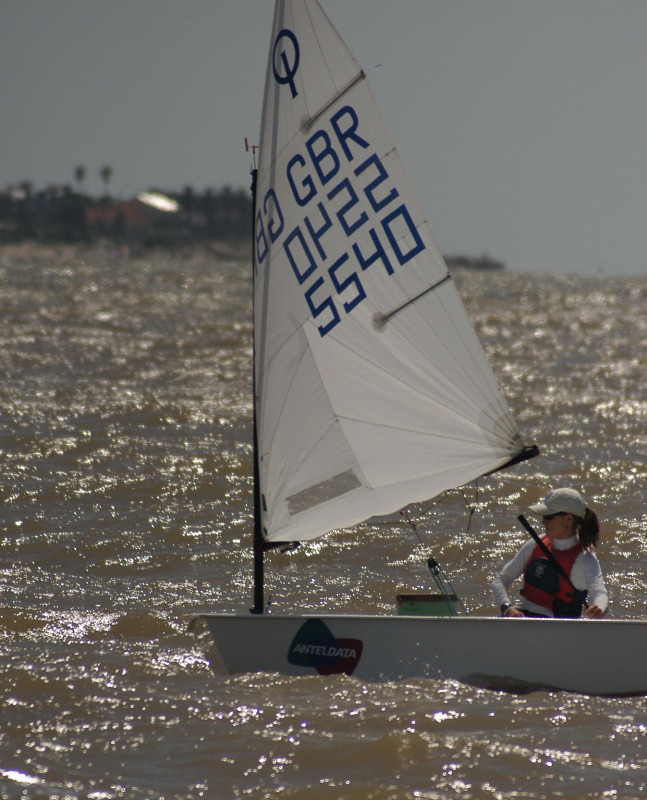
xmin=255 ymin=0 xmax=534 ymax=542
xmin=374 ymin=273 xmax=452 ymax=330
xmin=303 ymin=70 xmax=366 ymax=131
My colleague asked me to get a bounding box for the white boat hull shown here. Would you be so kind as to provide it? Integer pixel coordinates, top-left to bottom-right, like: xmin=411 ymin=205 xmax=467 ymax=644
xmin=191 ymin=614 xmax=647 ymax=696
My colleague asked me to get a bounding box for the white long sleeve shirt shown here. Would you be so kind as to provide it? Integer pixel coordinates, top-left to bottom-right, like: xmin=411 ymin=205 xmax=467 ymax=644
xmin=491 ymin=535 xmax=608 ymax=617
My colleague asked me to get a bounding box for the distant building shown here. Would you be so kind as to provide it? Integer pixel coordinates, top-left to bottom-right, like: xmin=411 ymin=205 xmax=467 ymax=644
xmin=85 ymin=192 xmax=178 ymax=235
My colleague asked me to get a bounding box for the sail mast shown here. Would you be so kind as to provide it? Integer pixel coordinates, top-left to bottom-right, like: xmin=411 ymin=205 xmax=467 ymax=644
xmin=250 ymin=165 xmax=265 ymax=614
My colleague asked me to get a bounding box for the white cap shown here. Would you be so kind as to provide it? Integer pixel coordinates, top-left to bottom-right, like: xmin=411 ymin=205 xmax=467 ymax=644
xmin=528 ymin=487 xmax=587 ymax=518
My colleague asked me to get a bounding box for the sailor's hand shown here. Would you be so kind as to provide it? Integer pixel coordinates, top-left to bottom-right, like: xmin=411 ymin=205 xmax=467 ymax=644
xmin=503 ymin=607 xmax=525 ymax=618
xmin=584 ymin=604 xmax=604 ymax=619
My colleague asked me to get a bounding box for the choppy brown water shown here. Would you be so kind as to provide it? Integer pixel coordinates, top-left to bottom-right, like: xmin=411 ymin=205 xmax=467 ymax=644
xmin=1 ymin=247 xmax=647 ymax=799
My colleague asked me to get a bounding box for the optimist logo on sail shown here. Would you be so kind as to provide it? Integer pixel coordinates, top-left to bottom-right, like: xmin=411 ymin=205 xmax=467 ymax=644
xmin=273 ymin=29 xmax=300 ymax=98
xmin=257 ymin=29 xmax=429 ymax=338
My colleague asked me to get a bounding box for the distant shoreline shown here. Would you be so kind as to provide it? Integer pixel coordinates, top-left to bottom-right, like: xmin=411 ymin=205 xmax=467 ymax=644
xmin=0 ymin=239 xmax=252 ymax=263
xmin=1 ymin=240 xmax=503 ymax=272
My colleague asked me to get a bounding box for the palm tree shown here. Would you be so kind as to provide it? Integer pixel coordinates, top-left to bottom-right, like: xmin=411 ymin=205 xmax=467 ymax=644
xmin=99 ymin=165 xmax=113 ymax=196
xmin=74 ymin=165 xmax=86 ymax=193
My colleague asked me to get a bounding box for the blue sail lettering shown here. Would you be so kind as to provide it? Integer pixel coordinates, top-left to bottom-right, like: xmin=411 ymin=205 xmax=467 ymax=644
xmin=355 ymin=154 xmax=399 ymax=212
xmin=255 ymin=189 xmax=284 ymax=266
xmin=304 ymin=202 xmax=333 ymax=260
xmin=272 ymin=102 xmax=427 ymax=335
xmin=263 ymin=188 xmax=284 ymax=243
xmin=327 ymin=178 xmax=368 ymax=236
xmin=330 ymin=106 xmax=370 ymax=160
xmin=284 ymin=104 xmax=369 ymax=209
xmin=305 ymin=276 xmax=341 ymax=337
xmin=329 ymin=252 xmax=366 ymax=313
xmin=382 ymin=205 xmax=425 ymax=265
xmin=287 ymin=153 xmax=317 ymax=207
xmin=284 ymin=226 xmax=318 ymax=284
xmin=353 ymin=227 xmax=394 ymax=275
xmin=255 ymin=210 xmax=268 ymax=265
xmin=306 ymin=129 xmax=340 ymax=186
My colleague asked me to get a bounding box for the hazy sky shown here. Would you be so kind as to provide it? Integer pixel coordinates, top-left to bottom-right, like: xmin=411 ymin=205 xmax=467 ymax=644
xmin=4 ymin=1 xmax=647 ymax=275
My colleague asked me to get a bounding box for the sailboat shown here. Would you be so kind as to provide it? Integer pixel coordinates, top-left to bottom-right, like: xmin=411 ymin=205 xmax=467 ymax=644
xmin=192 ymin=0 xmax=647 ymax=696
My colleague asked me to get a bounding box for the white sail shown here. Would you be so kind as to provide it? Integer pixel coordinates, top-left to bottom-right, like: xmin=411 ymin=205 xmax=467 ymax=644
xmin=255 ymin=0 xmax=529 ymax=542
